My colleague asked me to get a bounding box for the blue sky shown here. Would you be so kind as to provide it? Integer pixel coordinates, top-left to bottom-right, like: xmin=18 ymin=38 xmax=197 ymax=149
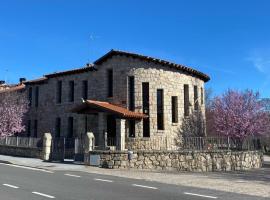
xmin=0 ymin=0 xmax=270 ymax=97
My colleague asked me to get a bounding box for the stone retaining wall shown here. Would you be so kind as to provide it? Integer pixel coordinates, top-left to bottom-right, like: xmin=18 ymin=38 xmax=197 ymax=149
xmin=0 ymin=145 xmax=42 ymax=159
xmin=87 ymin=150 xmax=263 ymax=171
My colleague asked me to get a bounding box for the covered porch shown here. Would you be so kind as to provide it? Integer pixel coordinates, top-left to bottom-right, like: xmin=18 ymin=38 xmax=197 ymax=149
xmin=71 ymin=100 xmax=147 ymax=150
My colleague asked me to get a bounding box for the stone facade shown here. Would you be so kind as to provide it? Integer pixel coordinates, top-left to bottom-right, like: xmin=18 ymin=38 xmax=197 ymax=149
xmin=87 ymin=150 xmax=263 ymax=172
xmin=15 ymin=50 xmax=209 ymax=150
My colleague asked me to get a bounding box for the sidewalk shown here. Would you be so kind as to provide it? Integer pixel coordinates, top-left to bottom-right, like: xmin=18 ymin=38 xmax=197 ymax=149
xmin=0 ymin=155 xmax=86 ymax=171
xmin=0 ymin=154 xmax=269 ymax=198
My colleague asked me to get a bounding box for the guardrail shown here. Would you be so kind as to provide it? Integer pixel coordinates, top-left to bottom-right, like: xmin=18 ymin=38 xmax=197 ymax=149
xmin=0 ymin=137 xmax=42 ymax=148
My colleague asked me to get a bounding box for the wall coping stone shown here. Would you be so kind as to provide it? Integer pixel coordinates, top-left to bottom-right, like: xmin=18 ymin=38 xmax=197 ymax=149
xmin=89 ymin=150 xmax=263 ymax=154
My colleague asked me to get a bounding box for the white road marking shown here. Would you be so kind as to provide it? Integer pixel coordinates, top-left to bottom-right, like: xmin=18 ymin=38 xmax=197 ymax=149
xmin=132 ymin=184 xmax=158 ymax=190
xmin=0 ymin=163 xmax=54 ymax=173
xmin=3 ymin=184 xmax=19 ymax=189
xmin=184 ymin=192 xmax=218 ymax=199
xmin=32 ymin=191 xmax=55 ymax=199
xmin=65 ymin=174 xmax=81 ymax=178
xmin=235 ymin=180 xmax=247 ymax=183
xmin=94 ymin=178 xmax=113 ymax=182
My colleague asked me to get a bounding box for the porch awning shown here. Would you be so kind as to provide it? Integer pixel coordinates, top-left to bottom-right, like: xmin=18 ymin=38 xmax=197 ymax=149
xmin=71 ymin=100 xmax=147 ymax=119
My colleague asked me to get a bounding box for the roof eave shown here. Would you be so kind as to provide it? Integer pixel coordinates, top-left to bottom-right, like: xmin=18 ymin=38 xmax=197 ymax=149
xmin=94 ymin=50 xmax=210 ymax=82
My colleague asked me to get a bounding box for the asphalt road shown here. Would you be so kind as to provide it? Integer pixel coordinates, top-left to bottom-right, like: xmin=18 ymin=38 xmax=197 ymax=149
xmin=0 ymin=163 xmax=267 ymax=200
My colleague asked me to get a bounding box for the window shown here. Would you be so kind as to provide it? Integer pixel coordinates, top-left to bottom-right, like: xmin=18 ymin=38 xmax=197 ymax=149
xmin=69 ymin=81 xmax=75 ymax=102
xmin=201 ymin=87 xmax=204 ymax=105
xmin=142 ymin=82 xmax=149 ymax=114
xmin=34 ymin=120 xmax=38 ymax=138
xmin=184 ymin=84 xmax=189 ymax=116
xmin=35 ymin=86 xmax=39 ymax=107
xmin=171 ymin=96 xmax=178 ymax=123
xmin=28 ymin=87 xmax=32 ymax=106
xmin=56 ymin=81 xmax=62 ymax=103
xmin=129 ymin=120 xmax=135 ymax=138
xmin=142 ymin=82 xmax=150 ymax=137
xmin=67 ymin=117 xmax=74 ymax=138
xmin=27 ymin=120 xmax=31 ymax=137
xmin=128 ymin=76 xmax=135 ymax=111
xmin=55 ymin=118 xmax=61 ymax=138
xmin=107 ymin=69 xmax=113 ymax=97
xmin=82 ymin=80 xmax=88 ymax=100
xmin=157 ymin=89 xmax=164 ymax=130
xmin=84 ymin=116 xmax=88 ymax=133
xmin=194 ymin=86 xmax=198 ymax=110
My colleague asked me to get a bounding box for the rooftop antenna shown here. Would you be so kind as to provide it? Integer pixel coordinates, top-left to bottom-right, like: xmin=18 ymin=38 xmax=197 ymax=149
xmin=4 ymin=69 xmax=8 ymax=84
xmin=88 ymin=34 xmax=94 ymax=64
xmin=88 ymin=33 xmax=100 ymax=64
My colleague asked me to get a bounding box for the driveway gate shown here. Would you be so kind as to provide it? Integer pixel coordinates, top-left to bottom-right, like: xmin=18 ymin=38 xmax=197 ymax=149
xmin=50 ymin=137 xmax=85 ymax=162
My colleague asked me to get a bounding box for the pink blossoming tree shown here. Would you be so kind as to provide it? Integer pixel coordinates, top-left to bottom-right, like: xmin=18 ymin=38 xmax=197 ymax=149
xmin=212 ymin=89 xmax=270 ymax=147
xmin=0 ymin=91 xmax=28 ymax=137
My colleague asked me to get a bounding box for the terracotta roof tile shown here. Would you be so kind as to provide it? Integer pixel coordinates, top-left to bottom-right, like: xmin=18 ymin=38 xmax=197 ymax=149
xmin=23 ymin=77 xmax=48 ymax=85
xmin=45 ymin=64 xmax=96 ymax=78
xmin=94 ymin=49 xmax=210 ymax=82
xmin=0 ymin=84 xmax=25 ymax=94
xmin=72 ymin=100 xmax=147 ymax=119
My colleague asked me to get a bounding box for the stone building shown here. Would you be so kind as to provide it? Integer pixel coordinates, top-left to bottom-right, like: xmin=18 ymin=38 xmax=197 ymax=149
xmin=2 ymin=50 xmax=210 ymax=150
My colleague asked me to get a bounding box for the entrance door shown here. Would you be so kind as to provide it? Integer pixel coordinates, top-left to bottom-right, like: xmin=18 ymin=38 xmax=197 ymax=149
xmin=107 ymin=115 xmax=116 ymax=146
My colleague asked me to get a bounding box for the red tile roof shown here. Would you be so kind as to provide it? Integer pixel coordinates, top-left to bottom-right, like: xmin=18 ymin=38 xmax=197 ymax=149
xmin=23 ymin=77 xmax=48 ymax=85
xmin=0 ymin=84 xmax=25 ymax=94
xmin=71 ymin=100 xmax=147 ymax=119
xmin=13 ymin=49 xmax=210 ymax=85
xmin=94 ymin=50 xmax=210 ymax=82
xmin=45 ymin=64 xmax=96 ymax=78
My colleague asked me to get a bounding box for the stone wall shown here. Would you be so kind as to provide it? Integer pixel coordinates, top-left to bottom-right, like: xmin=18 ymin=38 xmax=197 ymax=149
xmin=87 ymin=150 xmax=263 ymax=172
xmin=0 ymin=145 xmax=42 ymax=158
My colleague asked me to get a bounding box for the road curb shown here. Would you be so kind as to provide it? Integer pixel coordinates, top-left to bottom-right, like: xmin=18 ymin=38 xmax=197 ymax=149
xmin=0 ymin=160 xmax=51 ymax=171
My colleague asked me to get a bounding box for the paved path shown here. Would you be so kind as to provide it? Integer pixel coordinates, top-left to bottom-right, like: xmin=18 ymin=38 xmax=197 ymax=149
xmin=0 ymin=162 xmax=267 ymax=200
xmin=0 ymin=155 xmax=269 ymax=198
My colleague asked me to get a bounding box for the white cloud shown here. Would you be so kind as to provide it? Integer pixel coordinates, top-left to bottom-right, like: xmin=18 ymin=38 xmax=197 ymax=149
xmin=246 ymin=48 xmax=270 ymax=97
xmin=247 ymin=49 xmax=270 ymax=74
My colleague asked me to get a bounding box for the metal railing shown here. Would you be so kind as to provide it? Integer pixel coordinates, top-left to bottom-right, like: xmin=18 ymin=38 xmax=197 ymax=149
xmin=107 ymin=137 xmax=116 ymax=146
xmin=0 ymin=137 xmax=42 ymax=148
xmin=126 ymin=136 xmax=263 ymax=151
xmin=181 ymin=136 xmax=263 ymax=151
xmin=127 ymin=137 xmax=173 ymax=150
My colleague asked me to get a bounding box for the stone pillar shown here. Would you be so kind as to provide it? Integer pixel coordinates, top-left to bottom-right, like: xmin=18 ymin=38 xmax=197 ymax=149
xmin=85 ymin=132 xmax=95 ymax=152
xmin=42 ymin=133 xmax=52 ymax=161
xmin=84 ymin=132 xmax=95 ymax=165
xmin=98 ymin=113 xmax=107 ymax=150
xmin=116 ymin=119 xmax=126 ymax=151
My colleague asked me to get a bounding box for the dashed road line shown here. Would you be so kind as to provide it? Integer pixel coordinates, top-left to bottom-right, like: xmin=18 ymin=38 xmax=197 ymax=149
xmin=235 ymin=180 xmax=247 ymax=183
xmin=184 ymin=192 xmax=218 ymax=199
xmin=94 ymin=178 xmax=114 ymax=183
xmin=32 ymin=191 xmax=55 ymax=199
xmin=132 ymin=184 xmax=158 ymax=190
xmin=65 ymin=174 xmax=81 ymax=178
xmin=0 ymin=163 xmax=54 ymax=173
xmin=3 ymin=184 xmax=19 ymax=189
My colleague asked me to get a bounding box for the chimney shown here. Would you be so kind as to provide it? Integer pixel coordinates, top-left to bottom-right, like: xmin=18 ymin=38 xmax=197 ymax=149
xmin=0 ymin=80 xmax=5 ymax=85
xmin=19 ymin=78 xmax=26 ymax=84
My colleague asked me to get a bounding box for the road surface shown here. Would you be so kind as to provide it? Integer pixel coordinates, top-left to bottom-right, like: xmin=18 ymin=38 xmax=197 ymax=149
xmin=0 ymin=163 xmax=267 ymax=200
